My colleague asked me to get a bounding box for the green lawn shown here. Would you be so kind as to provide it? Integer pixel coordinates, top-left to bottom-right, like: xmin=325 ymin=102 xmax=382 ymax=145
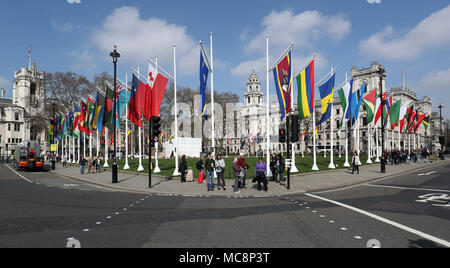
xmin=103 ymin=153 xmax=372 ymax=179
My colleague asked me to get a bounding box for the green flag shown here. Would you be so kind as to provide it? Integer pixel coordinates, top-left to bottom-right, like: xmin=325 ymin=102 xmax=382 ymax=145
xmin=389 ymin=100 xmax=401 ymax=130
xmin=103 ymin=85 xmax=114 ymax=131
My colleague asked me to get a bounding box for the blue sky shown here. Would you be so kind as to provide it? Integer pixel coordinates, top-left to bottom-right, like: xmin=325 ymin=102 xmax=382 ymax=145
xmin=0 ymin=0 xmax=449 ymax=117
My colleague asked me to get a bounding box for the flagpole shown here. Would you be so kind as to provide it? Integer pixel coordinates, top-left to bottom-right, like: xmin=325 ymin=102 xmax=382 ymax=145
xmin=210 ymin=32 xmax=216 ymax=156
xmin=89 ymin=133 xmax=92 ymax=158
xmin=124 ymin=73 xmax=130 ymax=170
xmin=312 ymin=100 xmax=319 ymax=171
xmin=344 ymin=73 xmax=350 ymax=167
xmin=328 ymin=66 xmax=336 ymax=169
xmin=68 ymin=136 xmax=70 ymax=163
xmin=172 ymin=45 xmax=180 ymax=176
xmin=375 ymin=120 xmax=380 ymax=163
xmin=103 ymin=129 xmax=109 ymax=167
xmin=72 ymin=135 xmax=76 ymax=164
xmin=367 ymin=124 xmax=373 ymax=164
xmin=137 ymin=66 xmax=144 ymax=172
xmin=290 ymin=55 xmax=299 ymax=173
xmin=266 ymin=35 xmax=272 ymax=178
xmin=154 ymin=57 xmax=161 ymax=173
xmin=77 ymin=136 xmax=80 ymax=163
xmin=96 ymin=129 xmax=99 ymax=158
xmin=83 ymin=133 xmax=86 ymax=159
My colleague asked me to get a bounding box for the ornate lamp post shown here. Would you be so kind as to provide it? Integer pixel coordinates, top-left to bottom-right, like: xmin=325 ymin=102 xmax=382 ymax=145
xmin=110 ymin=45 xmax=120 ymax=183
xmin=379 ymin=66 xmax=386 ymax=173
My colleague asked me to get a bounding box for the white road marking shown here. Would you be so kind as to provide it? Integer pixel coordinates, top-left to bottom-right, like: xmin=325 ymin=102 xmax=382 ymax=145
xmin=96 ymin=222 xmax=101 ymax=225
xmin=340 ymin=227 xmax=348 ymax=231
xmin=366 ymin=184 xmax=450 ymax=193
xmin=83 ymin=229 xmax=90 ymax=232
xmin=329 ymin=220 xmax=335 ymax=223
xmin=306 ymin=193 xmax=450 ymax=248
xmin=4 ymin=164 xmax=33 ymax=183
xmin=306 ymin=207 xmax=310 ymax=209
xmin=354 ymin=236 xmax=363 ymax=240
xmin=115 ymin=212 xmax=120 ymax=215
xmin=320 ymin=215 xmax=325 ymax=218
xmin=106 ymin=216 xmax=112 ymax=219
xmin=312 ymin=211 xmax=317 ymax=213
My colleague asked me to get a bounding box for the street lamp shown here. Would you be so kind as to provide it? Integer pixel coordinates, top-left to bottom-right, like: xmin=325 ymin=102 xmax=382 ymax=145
xmin=438 ymin=104 xmax=444 ymax=160
xmin=110 ymin=45 xmax=120 ymax=184
xmin=379 ymin=66 xmax=386 ymax=173
xmin=45 ymin=97 xmax=58 ymax=170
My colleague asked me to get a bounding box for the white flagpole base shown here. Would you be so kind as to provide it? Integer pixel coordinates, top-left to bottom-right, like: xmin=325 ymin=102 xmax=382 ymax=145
xmin=103 ymin=161 xmax=109 ymax=168
xmin=290 ymin=165 xmax=299 ymax=173
xmin=154 ymin=165 xmax=161 ymax=173
xmin=312 ymin=164 xmax=319 ymax=171
xmin=172 ymin=170 xmax=181 ymax=176
xmin=123 ymin=163 xmax=130 ymax=170
xmin=343 ymin=162 xmax=350 ymax=167
xmin=375 ymin=157 xmax=380 ymax=163
xmin=328 ymin=163 xmax=335 ymax=169
xmin=137 ymin=165 xmax=144 ymax=172
xmin=267 ymin=168 xmax=273 ymax=178
xmin=367 ymin=158 xmax=373 ymax=164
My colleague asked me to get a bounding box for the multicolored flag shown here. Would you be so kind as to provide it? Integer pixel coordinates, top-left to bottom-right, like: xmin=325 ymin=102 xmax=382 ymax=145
xmin=414 ymin=113 xmax=427 ymax=134
xmin=389 ymin=100 xmax=402 ymax=130
xmin=398 ymin=102 xmax=409 ymax=133
xmin=351 ymin=83 xmax=367 ymax=126
xmin=317 ymin=73 xmax=335 ymax=126
xmin=127 ymin=74 xmax=146 ymax=128
xmin=297 ymin=59 xmax=314 ymax=120
xmin=104 ymin=85 xmax=114 ymax=131
xmin=423 ymin=115 xmax=431 ymax=132
xmin=337 ymin=79 xmax=353 ymax=129
xmin=148 ymin=63 xmax=169 ymax=118
xmin=86 ymin=97 xmax=96 ymax=133
xmin=273 ymin=50 xmax=292 ymax=119
xmin=363 ymin=88 xmax=377 ymax=125
xmin=93 ymin=91 xmax=105 ymax=132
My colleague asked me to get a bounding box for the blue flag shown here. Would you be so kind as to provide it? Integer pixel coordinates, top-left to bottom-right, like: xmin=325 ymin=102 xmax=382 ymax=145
xmin=317 ymin=73 xmax=335 ymax=126
xmin=199 ymin=51 xmax=209 ymax=120
xmin=115 ymin=90 xmax=131 ymax=130
xmin=351 ymin=83 xmax=367 ymax=126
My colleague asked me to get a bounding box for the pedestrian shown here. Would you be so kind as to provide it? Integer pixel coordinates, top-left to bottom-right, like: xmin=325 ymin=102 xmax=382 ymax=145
xmin=270 ymin=153 xmax=278 ymax=181
xmin=351 ymin=151 xmax=360 ymax=174
xmin=215 ymin=154 xmax=226 ymax=190
xmin=232 ymin=158 xmax=241 ymax=194
xmin=62 ymin=155 xmax=67 ymax=167
xmin=179 ymin=155 xmax=188 ymax=183
xmin=276 ymin=153 xmax=285 ymax=182
xmin=95 ymin=157 xmax=101 ymax=173
xmin=205 ymin=153 xmax=216 ymax=191
xmin=88 ymin=157 xmax=94 ymax=174
xmin=80 ymin=156 xmax=87 ymax=174
xmin=237 ymin=153 xmax=247 ymax=188
xmin=196 ymin=154 xmax=205 ymax=183
xmin=254 ymin=157 xmax=268 ymax=191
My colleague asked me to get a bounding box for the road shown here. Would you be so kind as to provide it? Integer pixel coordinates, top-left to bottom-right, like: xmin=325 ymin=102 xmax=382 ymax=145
xmin=0 ymin=161 xmax=448 ymax=248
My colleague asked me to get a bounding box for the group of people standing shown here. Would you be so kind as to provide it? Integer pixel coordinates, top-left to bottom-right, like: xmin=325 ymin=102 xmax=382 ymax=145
xmin=78 ymin=156 xmax=101 ymax=174
xmin=178 ymin=153 xmax=269 ymax=193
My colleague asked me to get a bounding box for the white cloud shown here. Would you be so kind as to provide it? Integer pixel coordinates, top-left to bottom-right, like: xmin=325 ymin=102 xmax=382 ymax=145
xmin=0 ymin=76 xmax=10 ymax=89
xmin=417 ymin=68 xmax=450 ymax=116
xmin=245 ymin=10 xmax=351 ymax=54
xmin=52 ymin=21 xmax=83 ymax=33
xmin=91 ymin=6 xmax=198 ymax=75
xmin=67 ymin=0 xmax=81 ymax=4
xmin=359 ymin=4 xmax=450 ymax=60
xmin=69 ymin=49 xmax=96 ymax=71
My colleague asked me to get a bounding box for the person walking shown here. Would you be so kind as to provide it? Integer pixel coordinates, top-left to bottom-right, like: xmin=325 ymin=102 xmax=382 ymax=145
xmin=237 ymin=153 xmax=247 ymax=188
xmin=88 ymin=157 xmax=94 ymax=174
xmin=232 ymin=158 xmax=241 ymax=194
xmin=254 ymin=157 xmax=268 ymax=191
xmin=196 ymin=154 xmax=205 ymax=183
xmin=215 ymin=154 xmax=226 ymax=191
xmin=270 ymin=153 xmax=278 ymax=181
xmin=62 ymin=155 xmax=67 ymax=167
xmin=204 ymin=153 xmax=216 ymax=191
xmin=80 ymin=156 xmax=87 ymax=175
xmin=179 ymin=155 xmax=188 ymax=183
xmin=351 ymin=151 xmax=361 ymax=174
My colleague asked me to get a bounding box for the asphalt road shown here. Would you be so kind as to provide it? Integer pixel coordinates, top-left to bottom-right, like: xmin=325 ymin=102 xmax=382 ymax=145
xmin=0 ymin=160 xmax=448 ymax=248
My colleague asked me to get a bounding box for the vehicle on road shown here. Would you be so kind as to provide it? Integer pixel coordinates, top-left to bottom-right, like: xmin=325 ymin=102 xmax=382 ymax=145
xmin=13 ymin=141 xmax=44 ymax=171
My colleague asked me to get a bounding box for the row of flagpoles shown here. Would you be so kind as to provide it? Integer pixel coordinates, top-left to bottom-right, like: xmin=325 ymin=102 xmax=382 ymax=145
xmin=45 ymin=33 xmax=432 ymax=175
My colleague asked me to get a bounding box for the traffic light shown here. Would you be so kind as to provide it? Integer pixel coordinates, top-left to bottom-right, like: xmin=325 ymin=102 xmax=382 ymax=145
xmin=152 ymin=116 xmax=162 ymax=147
xmin=291 ymin=114 xmax=299 ymax=142
xmin=279 ymin=128 xmax=286 ymax=143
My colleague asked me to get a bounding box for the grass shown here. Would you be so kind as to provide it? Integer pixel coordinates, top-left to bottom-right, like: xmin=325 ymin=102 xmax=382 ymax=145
xmin=102 ymin=153 xmax=371 ymax=179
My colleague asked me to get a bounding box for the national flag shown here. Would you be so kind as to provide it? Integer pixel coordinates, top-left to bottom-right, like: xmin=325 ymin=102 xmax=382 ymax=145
xmin=351 ymin=83 xmax=367 ymax=126
xmin=200 ymin=51 xmax=209 ymax=120
xmin=363 ymin=88 xmax=377 ymax=125
xmin=127 ymin=74 xmax=146 ymax=128
xmin=93 ymin=91 xmax=105 ymax=132
xmin=115 ymin=90 xmax=131 ymax=130
xmin=86 ymin=97 xmax=96 ymax=133
xmin=389 ymin=100 xmax=401 ymax=130
xmin=382 ymin=96 xmax=393 ymax=128
xmin=414 ymin=113 xmax=427 ymax=134
xmin=79 ymin=100 xmax=88 ymax=134
xmin=337 ymin=78 xmax=353 ymax=129
xmin=73 ymin=105 xmax=81 ymax=133
xmin=407 ymin=110 xmax=417 ymax=133
xmin=398 ymin=102 xmax=409 ymax=133
xmin=273 ymin=50 xmax=292 ymax=119
xmin=317 ymin=73 xmax=335 ymax=126
xmin=104 ymin=85 xmax=114 ymax=130
xmin=148 ymin=64 xmax=169 ymax=118
xmin=297 ymin=59 xmax=314 ymax=120
xmin=423 ymin=115 xmax=431 ymax=132
xmin=374 ymin=92 xmax=386 ymax=126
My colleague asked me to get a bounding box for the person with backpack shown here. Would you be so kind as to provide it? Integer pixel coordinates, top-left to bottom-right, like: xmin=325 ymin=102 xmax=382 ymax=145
xmin=179 ymin=155 xmax=188 ymax=183
xmin=215 ymin=154 xmax=226 ymax=191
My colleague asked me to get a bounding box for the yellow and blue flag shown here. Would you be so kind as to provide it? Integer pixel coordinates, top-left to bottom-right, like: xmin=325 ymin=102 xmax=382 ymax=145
xmin=199 ymin=51 xmax=209 ymax=120
xmin=317 ymin=73 xmax=335 ymax=126
xmin=297 ymin=59 xmax=314 ymax=120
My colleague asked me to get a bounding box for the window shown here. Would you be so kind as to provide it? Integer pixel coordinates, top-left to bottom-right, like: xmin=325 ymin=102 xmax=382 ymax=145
xmin=14 ymin=124 xmax=20 ymax=131
xmin=8 ymin=138 xmax=10 ymax=143
xmin=0 ymin=135 xmax=2 ymax=143
xmin=248 ymin=97 xmax=250 ymax=104
xmin=15 ymin=113 xmax=20 ymax=121
xmin=8 ymin=124 xmax=11 ymax=131
xmin=30 ymin=83 xmax=36 ymax=96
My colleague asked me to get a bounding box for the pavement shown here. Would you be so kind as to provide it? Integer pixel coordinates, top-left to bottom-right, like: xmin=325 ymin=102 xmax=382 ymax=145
xmin=49 ymin=158 xmax=449 ymax=196
xmin=0 ymin=159 xmax=449 ymax=248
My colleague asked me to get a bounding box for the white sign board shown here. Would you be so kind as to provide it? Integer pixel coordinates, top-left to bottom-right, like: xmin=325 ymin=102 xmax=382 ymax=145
xmin=163 ymin=138 xmax=202 ymax=158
